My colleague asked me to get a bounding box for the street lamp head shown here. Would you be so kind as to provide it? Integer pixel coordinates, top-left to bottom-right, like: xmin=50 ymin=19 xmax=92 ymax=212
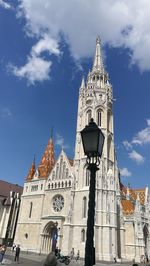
xmin=81 ymin=118 xmax=104 ymax=160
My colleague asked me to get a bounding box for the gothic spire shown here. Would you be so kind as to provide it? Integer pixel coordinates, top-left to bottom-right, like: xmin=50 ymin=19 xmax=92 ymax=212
xmin=92 ymin=36 xmax=104 ymax=73
xmin=26 ymin=157 xmax=36 ymax=181
xmin=38 ymin=137 xmax=55 ymax=178
xmin=80 ymin=76 xmax=85 ymax=89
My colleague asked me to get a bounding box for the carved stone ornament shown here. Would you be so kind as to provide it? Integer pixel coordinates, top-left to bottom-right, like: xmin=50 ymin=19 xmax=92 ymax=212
xmin=53 ymin=195 xmax=64 ymax=212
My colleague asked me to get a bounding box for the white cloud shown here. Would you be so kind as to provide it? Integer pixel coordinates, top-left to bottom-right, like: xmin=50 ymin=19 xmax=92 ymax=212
xmin=16 ymin=0 xmax=150 ymax=71
xmin=0 ymin=0 xmax=11 ymax=9
xmin=0 ymin=107 xmax=12 ymax=118
xmin=123 ymin=140 xmax=132 ymax=150
xmin=31 ymin=35 xmax=60 ymax=57
xmin=55 ymin=134 xmax=69 ymax=149
xmin=10 ymin=56 xmax=51 ymax=85
xmin=132 ymin=119 xmax=150 ymax=145
xmin=120 ymin=167 xmax=132 ymax=177
xmin=129 ymin=150 xmax=144 ymax=165
xmin=147 ymin=119 xmax=150 ymax=126
xmin=10 ymin=35 xmax=60 ymax=84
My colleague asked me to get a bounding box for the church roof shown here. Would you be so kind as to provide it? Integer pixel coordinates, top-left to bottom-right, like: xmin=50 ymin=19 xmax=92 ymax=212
xmin=133 ymin=189 xmax=145 ymax=205
xmin=120 ymin=183 xmax=146 ymax=215
xmin=38 ymin=138 xmax=55 ymax=178
xmin=68 ymin=159 xmax=74 ymax=166
xmin=121 ymin=199 xmax=135 ymax=215
xmin=26 ymin=160 xmax=36 ymax=181
xmin=26 ymin=136 xmax=74 ymax=181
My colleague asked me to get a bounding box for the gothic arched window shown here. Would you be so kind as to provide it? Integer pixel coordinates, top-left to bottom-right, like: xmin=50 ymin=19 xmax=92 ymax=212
xmin=86 ymin=169 xmax=90 ymax=186
xmin=81 ymin=229 xmax=85 ymax=242
xmin=87 ymin=110 xmax=92 ymax=124
xmin=29 ymin=202 xmax=33 ymax=218
xmin=83 ymin=197 xmax=87 ymax=218
xmin=108 ymin=136 xmax=113 ymax=161
xmin=56 ymin=164 xmax=59 ymax=179
xmin=107 ymin=111 xmax=112 ymax=132
xmin=52 ymin=171 xmax=55 ymax=180
xmin=66 ymin=169 xmax=69 ymax=179
xmin=97 ymin=109 xmax=102 ymax=127
xmin=62 ymin=162 xmax=66 ymax=179
xmin=59 ymin=157 xmax=63 ymax=179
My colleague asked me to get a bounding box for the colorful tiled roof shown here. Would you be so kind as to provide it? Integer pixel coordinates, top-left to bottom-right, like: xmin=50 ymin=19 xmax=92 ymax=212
xmin=38 ymin=138 xmax=55 ymax=178
xmin=120 ymin=183 xmax=146 ymax=215
xmin=68 ymin=159 xmax=74 ymax=166
xmin=26 ymin=161 xmax=36 ymax=181
xmin=134 ymin=189 xmax=145 ymax=205
xmin=121 ymin=199 xmax=135 ymax=215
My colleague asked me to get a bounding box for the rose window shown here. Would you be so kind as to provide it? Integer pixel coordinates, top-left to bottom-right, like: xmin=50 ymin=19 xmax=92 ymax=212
xmin=53 ymin=195 xmax=64 ymax=212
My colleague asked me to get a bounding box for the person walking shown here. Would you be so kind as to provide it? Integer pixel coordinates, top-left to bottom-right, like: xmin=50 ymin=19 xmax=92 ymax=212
xmin=70 ymin=248 xmax=74 ymax=261
xmin=14 ymin=245 xmax=20 ymax=263
xmin=76 ymin=250 xmax=80 ymax=261
xmin=0 ymin=245 xmax=3 ymax=264
xmin=0 ymin=245 xmax=6 ymax=264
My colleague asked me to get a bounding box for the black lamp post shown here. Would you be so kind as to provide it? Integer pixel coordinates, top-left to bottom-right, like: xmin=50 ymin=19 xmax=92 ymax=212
xmin=81 ymin=118 xmax=104 ymax=266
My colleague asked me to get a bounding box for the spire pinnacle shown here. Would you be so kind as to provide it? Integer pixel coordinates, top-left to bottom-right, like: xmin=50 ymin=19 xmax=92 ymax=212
xmin=50 ymin=127 xmax=53 ymax=139
xmin=38 ymin=137 xmax=55 ymax=178
xmin=80 ymin=76 xmax=85 ymax=89
xmin=92 ymin=36 xmax=104 ymax=72
xmin=26 ymin=157 xmax=36 ymax=181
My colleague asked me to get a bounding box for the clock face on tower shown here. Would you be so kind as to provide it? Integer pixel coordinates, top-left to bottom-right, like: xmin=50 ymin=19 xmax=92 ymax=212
xmin=52 ymin=195 xmax=64 ymax=212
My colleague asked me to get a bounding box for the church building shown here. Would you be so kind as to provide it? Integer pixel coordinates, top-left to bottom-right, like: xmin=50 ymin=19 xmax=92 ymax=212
xmin=14 ymin=38 xmax=150 ymax=262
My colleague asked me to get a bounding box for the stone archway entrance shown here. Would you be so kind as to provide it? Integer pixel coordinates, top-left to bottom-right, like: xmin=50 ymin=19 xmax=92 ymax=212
xmin=41 ymin=221 xmax=58 ymax=254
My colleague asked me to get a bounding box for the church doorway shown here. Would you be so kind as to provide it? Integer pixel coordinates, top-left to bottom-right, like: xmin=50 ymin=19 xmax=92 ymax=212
xmin=41 ymin=221 xmax=58 ymax=254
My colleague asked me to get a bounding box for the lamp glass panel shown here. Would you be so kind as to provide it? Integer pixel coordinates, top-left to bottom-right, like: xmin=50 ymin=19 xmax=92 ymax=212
xmin=82 ymin=130 xmax=99 ymax=155
xmin=98 ymin=131 xmax=105 ymax=157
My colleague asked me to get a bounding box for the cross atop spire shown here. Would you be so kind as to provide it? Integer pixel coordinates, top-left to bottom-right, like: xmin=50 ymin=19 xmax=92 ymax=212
xmin=92 ymin=36 xmax=104 ymax=73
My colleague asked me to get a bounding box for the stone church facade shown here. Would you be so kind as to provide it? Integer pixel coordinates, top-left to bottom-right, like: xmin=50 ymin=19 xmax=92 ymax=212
xmin=14 ymin=38 xmax=150 ymax=262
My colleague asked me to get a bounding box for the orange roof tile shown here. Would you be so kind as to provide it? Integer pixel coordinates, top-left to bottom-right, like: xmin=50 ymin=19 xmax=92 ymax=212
xmin=26 ymin=161 xmax=36 ymax=181
xmin=120 ymin=183 xmax=146 ymax=208
xmin=134 ymin=189 xmax=145 ymax=205
xmin=68 ymin=159 xmax=74 ymax=166
xmin=38 ymin=138 xmax=55 ymax=178
xmin=121 ymin=199 xmax=135 ymax=215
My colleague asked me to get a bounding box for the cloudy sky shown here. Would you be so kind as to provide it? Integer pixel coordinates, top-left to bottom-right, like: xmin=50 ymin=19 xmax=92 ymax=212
xmin=0 ymin=0 xmax=150 ymax=188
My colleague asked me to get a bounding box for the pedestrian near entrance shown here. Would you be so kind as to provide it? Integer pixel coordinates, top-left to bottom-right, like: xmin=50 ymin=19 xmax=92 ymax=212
xmin=14 ymin=245 xmax=20 ymax=263
xmin=76 ymin=250 xmax=80 ymax=261
xmin=0 ymin=245 xmax=6 ymax=264
xmin=70 ymin=248 xmax=74 ymax=260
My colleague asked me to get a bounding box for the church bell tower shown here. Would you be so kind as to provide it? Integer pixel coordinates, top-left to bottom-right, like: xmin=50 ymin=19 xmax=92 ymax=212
xmin=72 ymin=37 xmax=120 ymax=261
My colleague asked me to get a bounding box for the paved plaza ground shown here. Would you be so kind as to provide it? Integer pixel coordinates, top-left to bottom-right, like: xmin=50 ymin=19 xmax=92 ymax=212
xmin=1 ymin=250 xmax=141 ymax=266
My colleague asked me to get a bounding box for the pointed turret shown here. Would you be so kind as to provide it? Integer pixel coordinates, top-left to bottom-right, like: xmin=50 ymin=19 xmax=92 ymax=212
xmin=38 ymin=137 xmax=55 ymax=178
xmin=26 ymin=157 xmax=36 ymax=181
xmin=92 ymin=37 xmax=104 ymax=73
xmin=80 ymin=76 xmax=85 ymax=89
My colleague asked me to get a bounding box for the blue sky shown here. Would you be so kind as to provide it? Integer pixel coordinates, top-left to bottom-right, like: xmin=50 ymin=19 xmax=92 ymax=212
xmin=0 ymin=0 xmax=150 ymax=188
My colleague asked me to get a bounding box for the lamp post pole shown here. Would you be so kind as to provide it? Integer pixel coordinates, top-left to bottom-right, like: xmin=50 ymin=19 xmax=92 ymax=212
xmin=80 ymin=118 xmax=104 ymax=266
xmin=85 ymin=163 xmax=98 ymax=266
